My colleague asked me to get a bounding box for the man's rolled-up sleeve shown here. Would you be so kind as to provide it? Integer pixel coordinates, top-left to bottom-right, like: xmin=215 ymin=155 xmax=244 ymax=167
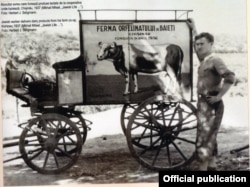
xmin=214 ymin=58 xmax=236 ymax=84
xmin=222 ymin=71 xmax=236 ymax=84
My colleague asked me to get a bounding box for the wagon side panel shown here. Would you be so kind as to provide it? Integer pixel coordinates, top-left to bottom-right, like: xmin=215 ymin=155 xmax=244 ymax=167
xmin=81 ymin=20 xmax=193 ymax=104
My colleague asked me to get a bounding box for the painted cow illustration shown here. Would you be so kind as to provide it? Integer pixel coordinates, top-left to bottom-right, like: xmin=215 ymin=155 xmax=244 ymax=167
xmin=97 ymin=41 xmax=184 ymax=96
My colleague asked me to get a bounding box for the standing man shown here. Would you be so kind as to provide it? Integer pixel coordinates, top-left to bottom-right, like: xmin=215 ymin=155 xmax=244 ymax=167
xmin=187 ymin=19 xmax=236 ymax=170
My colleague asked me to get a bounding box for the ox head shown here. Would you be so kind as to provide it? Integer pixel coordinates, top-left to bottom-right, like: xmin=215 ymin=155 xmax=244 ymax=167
xmin=97 ymin=42 xmax=118 ymax=61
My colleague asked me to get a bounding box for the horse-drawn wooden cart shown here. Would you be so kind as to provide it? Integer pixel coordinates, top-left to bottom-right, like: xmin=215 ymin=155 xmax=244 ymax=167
xmin=4 ymin=9 xmax=198 ymax=174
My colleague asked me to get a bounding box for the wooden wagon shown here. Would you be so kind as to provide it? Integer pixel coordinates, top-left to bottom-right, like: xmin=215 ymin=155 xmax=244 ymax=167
xmin=4 ymin=9 xmax=198 ymax=174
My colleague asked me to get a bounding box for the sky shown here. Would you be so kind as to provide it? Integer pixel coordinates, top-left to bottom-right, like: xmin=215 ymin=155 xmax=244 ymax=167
xmin=82 ymin=0 xmax=248 ymax=36
xmin=0 ymin=0 xmax=248 ymax=37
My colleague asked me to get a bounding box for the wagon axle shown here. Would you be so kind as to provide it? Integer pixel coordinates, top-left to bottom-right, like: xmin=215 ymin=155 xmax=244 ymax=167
xmin=43 ymin=137 xmax=58 ymax=153
xmin=159 ymin=126 xmax=176 ymax=139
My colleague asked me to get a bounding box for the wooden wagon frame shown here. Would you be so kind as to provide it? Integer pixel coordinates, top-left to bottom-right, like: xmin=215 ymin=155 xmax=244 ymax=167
xmin=4 ymin=9 xmax=200 ymax=174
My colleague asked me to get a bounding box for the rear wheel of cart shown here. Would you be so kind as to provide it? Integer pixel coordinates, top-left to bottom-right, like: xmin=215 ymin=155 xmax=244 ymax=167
xmin=126 ymin=94 xmax=197 ymax=171
xmin=19 ymin=113 xmax=82 ymax=174
xmin=120 ymin=103 xmax=139 ymax=135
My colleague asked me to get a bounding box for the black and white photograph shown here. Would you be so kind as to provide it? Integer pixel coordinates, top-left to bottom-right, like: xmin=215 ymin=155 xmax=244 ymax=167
xmin=0 ymin=0 xmax=249 ymax=186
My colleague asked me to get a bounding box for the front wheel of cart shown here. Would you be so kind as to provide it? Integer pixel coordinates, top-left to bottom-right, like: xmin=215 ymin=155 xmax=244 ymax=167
xmin=56 ymin=111 xmax=88 ymax=156
xmin=126 ymin=94 xmax=197 ymax=171
xmin=19 ymin=113 xmax=83 ymax=174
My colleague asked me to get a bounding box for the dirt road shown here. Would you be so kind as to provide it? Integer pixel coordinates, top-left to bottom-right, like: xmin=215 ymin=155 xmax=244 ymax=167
xmin=2 ymin=119 xmax=249 ymax=186
xmin=2 ymin=97 xmax=249 ymax=186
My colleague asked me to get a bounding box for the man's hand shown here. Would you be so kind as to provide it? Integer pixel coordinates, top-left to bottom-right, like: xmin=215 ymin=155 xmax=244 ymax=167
xmin=206 ymin=95 xmax=222 ymax=104
xmin=187 ymin=18 xmax=195 ymax=29
xmin=187 ymin=18 xmax=197 ymax=36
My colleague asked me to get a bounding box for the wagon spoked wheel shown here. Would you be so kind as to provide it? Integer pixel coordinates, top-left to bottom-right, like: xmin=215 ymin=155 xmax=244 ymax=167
xmin=55 ymin=111 xmax=88 ymax=156
xmin=19 ymin=113 xmax=83 ymax=174
xmin=120 ymin=103 xmax=139 ymax=135
xmin=126 ymin=94 xmax=197 ymax=171
xmin=68 ymin=112 xmax=88 ymax=146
